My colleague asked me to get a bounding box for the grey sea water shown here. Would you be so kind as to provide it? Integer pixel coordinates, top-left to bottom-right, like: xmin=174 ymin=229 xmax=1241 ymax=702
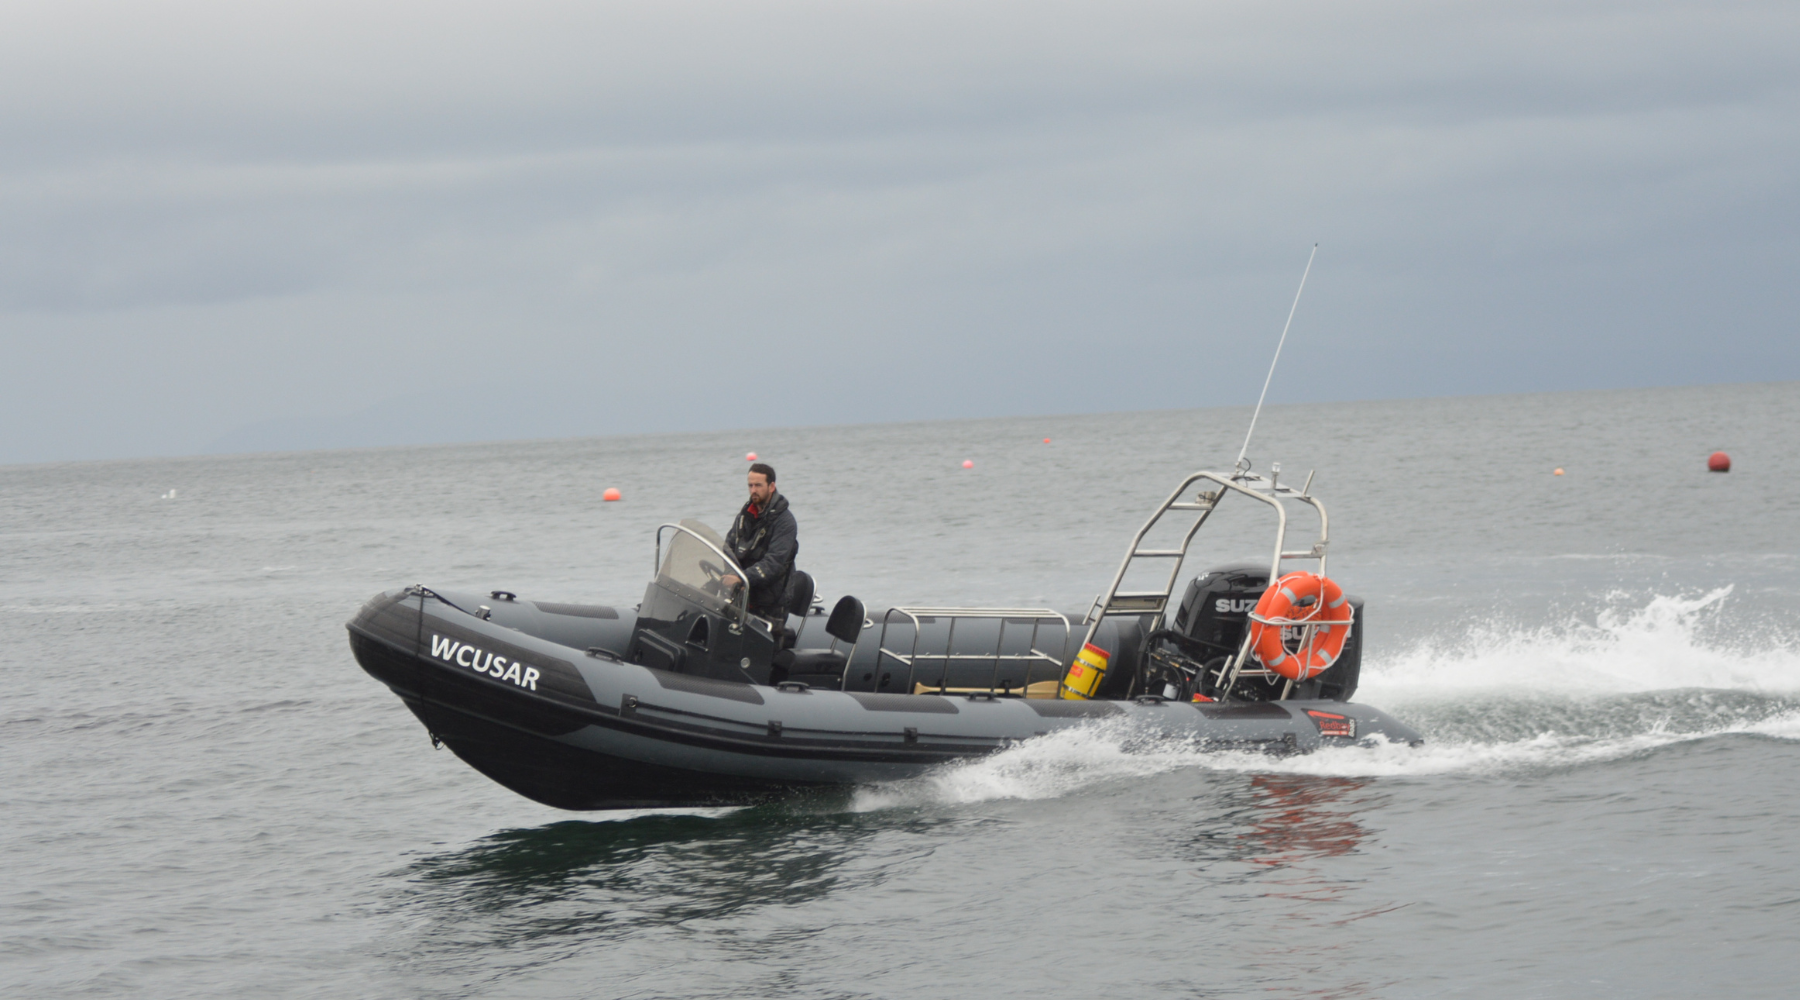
xmin=5 ymin=382 xmax=1800 ymax=999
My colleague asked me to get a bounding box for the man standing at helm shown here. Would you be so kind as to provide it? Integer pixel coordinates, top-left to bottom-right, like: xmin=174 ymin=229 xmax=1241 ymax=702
xmin=722 ymin=463 xmax=797 ymax=621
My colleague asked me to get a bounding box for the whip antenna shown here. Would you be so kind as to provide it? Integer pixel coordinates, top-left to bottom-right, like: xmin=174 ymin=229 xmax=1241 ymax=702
xmin=1234 ymin=243 xmax=1318 ymax=475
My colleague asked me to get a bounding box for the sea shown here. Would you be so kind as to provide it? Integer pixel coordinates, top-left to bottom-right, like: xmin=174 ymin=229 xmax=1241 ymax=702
xmin=5 ymin=381 xmax=1798 ymax=999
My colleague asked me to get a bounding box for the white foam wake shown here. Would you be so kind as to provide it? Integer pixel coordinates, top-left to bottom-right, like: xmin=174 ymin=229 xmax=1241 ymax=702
xmin=850 ymin=722 xmax=1202 ymax=811
xmin=1208 ymin=707 xmax=1800 ymax=779
xmin=850 ymin=590 xmax=1800 ymax=811
xmin=1359 ymin=586 xmax=1800 ymax=703
xmin=851 ymin=707 xmax=1800 ymax=811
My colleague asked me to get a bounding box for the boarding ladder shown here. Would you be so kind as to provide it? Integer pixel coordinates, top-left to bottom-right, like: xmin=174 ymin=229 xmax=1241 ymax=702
xmin=1078 ymin=466 xmax=1333 ymax=699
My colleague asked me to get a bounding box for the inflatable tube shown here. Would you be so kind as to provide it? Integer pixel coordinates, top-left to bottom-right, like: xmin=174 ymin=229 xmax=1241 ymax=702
xmin=348 ymin=585 xmax=1419 ymax=810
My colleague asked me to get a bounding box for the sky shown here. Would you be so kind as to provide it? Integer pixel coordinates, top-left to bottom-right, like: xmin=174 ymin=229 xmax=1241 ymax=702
xmin=2 ymin=0 xmax=1795 ymax=465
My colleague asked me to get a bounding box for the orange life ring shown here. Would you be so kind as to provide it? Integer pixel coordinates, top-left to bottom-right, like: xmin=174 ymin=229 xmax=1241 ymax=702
xmin=1248 ymin=572 xmax=1354 ymax=681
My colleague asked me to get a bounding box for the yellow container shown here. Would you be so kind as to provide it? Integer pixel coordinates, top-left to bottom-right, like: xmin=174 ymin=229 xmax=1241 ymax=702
xmin=1061 ymin=643 xmax=1111 ymax=700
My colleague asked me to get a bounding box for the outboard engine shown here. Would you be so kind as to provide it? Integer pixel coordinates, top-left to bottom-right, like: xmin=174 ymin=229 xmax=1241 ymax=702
xmin=1144 ymin=563 xmax=1363 ymax=702
xmin=1172 ymin=563 xmax=1269 ymax=661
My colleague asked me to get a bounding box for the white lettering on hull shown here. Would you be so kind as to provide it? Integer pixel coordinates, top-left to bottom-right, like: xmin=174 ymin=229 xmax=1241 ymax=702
xmin=428 ymin=633 xmax=541 ymax=691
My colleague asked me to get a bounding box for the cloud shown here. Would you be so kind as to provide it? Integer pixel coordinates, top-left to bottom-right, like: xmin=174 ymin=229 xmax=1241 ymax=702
xmin=0 ymin=0 xmax=1795 ymax=463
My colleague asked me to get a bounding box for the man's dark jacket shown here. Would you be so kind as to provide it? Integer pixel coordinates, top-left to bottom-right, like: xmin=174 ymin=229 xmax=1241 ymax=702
xmin=726 ymin=491 xmax=797 ymax=616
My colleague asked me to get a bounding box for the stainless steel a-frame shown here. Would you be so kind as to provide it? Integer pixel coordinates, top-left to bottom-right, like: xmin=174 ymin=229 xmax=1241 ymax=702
xmin=1077 ymin=467 xmax=1334 ymax=699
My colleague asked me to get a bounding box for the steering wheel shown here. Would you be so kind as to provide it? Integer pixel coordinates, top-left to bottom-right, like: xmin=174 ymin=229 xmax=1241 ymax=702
xmin=698 ymin=559 xmax=734 ymax=597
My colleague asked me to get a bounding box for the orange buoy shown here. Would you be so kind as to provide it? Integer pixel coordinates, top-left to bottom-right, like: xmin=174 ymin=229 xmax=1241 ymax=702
xmin=602 ymin=488 xmax=622 ymax=502
xmin=1708 ymin=451 xmax=1731 ymax=472
xmin=1553 ymin=468 xmax=1564 ymax=476
xmin=1043 ymin=438 xmax=1051 ymax=444
xmin=1248 ymin=572 xmax=1354 ymax=681
xmin=962 ymin=459 xmax=974 ymax=469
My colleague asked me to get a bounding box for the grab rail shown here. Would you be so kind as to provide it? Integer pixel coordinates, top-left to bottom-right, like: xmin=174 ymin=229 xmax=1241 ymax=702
xmin=870 ymin=607 xmax=1072 ymax=696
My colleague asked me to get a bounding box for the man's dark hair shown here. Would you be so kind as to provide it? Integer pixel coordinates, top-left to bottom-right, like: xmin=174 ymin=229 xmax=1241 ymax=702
xmin=749 ymin=462 xmax=776 ymax=484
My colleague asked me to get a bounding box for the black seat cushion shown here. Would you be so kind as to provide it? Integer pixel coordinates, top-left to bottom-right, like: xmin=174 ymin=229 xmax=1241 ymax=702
xmin=785 ymin=571 xmax=815 ymax=618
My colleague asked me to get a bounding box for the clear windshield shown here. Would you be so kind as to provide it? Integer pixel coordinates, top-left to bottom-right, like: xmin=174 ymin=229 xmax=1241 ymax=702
xmin=656 ymin=519 xmax=741 ymax=613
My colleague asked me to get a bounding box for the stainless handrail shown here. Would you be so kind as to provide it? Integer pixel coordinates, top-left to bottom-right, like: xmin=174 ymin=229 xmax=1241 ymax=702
xmin=1077 ymin=468 xmax=1331 ymax=700
xmin=653 ymin=522 xmax=754 ymax=632
xmin=870 ymin=607 xmax=1072 ymax=695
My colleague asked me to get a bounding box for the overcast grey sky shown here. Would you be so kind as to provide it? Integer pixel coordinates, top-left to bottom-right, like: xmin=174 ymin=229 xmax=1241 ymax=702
xmin=2 ymin=0 xmax=1795 ymax=464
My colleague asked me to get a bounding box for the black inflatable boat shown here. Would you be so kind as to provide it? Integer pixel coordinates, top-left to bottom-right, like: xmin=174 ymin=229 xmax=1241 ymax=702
xmin=348 ymin=468 xmax=1422 ymax=809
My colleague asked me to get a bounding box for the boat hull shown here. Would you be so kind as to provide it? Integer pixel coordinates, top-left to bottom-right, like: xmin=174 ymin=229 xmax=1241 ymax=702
xmin=349 ymin=588 xmax=1422 ymax=810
